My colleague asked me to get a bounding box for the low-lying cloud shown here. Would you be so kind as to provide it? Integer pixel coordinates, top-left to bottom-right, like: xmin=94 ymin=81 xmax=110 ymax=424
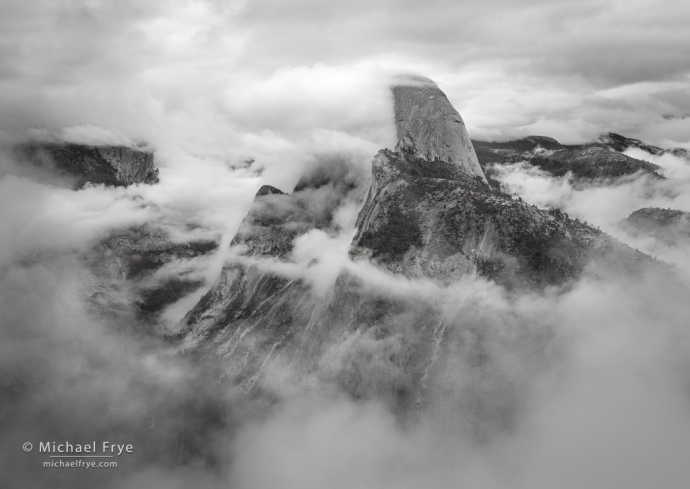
xmin=5 ymin=240 xmax=690 ymax=488
xmin=2 ymin=1 xmax=690 ymax=487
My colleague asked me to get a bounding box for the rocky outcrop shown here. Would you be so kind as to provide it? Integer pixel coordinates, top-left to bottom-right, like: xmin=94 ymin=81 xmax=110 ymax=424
xmin=393 ymin=75 xmax=487 ymax=183
xmin=95 ymin=146 xmax=159 ymax=186
xmin=12 ymin=142 xmax=159 ymax=188
xmin=618 ymin=207 xmax=690 ymax=246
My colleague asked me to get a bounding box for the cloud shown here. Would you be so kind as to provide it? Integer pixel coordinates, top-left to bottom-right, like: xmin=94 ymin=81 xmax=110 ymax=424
xmin=490 ymin=148 xmax=690 ymax=277
xmin=4 ymin=172 xmax=690 ymax=489
xmin=0 ymin=175 xmax=156 ymax=268
xmin=23 ymin=125 xmax=136 ymax=147
xmin=2 ymin=1 xmax=690 ymax=487
xmin=223 ymin=268 xmax=690 ymax=489
xmin=1 ymin=0 xmax=689 ymax=159
xmin=60 ymin=125 xmax=137 ymax=147
xmin=0 ymin=258 xmax=237 ymax=488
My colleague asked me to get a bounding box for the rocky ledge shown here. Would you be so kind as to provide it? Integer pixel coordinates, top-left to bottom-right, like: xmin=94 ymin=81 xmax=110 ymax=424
xmin=12 ymin=142 xmax=159 ymax=188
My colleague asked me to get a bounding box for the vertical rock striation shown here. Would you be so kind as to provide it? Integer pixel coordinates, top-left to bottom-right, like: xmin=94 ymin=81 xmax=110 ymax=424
xmin=392 ymin=74 xmax=487 ymax=183
xmin=96 ymin=146 xmax=159 ymax=186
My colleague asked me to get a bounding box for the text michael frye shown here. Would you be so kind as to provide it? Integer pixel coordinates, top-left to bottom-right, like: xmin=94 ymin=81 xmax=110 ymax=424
xmin=38 ymin=441 xmax=133 ymax=455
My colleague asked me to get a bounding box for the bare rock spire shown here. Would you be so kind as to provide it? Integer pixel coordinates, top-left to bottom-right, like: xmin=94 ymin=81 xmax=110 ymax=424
xmin=392 ymin=74 xmax=487 ymax=183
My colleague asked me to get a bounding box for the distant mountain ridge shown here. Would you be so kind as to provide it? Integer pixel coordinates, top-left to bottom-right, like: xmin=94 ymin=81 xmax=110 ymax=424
xmin=599 ymin=133 xmax=690 ymax=160
xmin=472 ymin=134 xmax=665 ymax=186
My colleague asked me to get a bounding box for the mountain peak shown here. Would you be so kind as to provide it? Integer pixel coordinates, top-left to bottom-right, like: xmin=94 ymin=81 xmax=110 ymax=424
xmin=392 ymin=74 xmax=487 ymax=183
xmin=255 ymin=184 xmax=286 ymax=197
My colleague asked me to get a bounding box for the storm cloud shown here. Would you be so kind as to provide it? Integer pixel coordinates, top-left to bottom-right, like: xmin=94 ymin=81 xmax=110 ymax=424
xmin=3 ymin=1 xmax=690 ymax=488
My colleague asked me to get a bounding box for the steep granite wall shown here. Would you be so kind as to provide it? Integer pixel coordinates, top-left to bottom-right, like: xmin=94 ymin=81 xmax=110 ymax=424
xmin=392 ymin=74 xmax=487 ymax=183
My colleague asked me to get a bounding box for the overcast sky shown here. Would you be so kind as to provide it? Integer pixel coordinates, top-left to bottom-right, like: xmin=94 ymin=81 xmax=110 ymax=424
xmin=1 ymin=0 xmax=689 ymax=153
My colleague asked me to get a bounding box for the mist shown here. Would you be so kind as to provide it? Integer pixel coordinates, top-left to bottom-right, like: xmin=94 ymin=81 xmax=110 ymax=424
xmin=2 ymin=162 xmax=690 ymax=489
xmin=5 ymin=232 xmax=690 ymax=488
xmin=4 ymin=138 xmax=690 ymax=489
xmin=3 ymin=1 xmax=690 ymax=487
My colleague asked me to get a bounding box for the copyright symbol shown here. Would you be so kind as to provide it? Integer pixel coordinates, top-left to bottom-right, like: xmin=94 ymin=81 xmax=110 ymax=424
xmin=23 ymin=442 xmax=33 ymax=452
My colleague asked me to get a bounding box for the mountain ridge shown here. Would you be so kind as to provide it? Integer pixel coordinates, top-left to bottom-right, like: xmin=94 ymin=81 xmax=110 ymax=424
xmin=175 ymin=76 xmax=665 ymax=420
xmin=472 ymin=134 xmax=665 ymax=185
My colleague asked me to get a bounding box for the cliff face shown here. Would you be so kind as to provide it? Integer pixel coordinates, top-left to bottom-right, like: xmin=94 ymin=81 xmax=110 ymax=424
xmin=95 ymin=146 xmax=160 ymax=186
xmin=12 ymin=142 xmax=159 ymax=189
xmin=178 ymin=75 xmax=661 ymax=419
xmin=393 ymin=75 xmax=487 ymax=183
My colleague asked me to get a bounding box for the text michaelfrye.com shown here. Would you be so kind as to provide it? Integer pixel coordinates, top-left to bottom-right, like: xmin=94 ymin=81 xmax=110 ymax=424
xmin=43 ymin=460 xmax=118 ymax=469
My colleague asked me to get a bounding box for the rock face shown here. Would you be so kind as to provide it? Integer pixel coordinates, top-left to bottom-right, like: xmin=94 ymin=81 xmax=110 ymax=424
xmin=12 ymin=142 xmax=159 ymax=188
xmin=177 ymin=75 xmax=663 ymax=422
xmin=179 ymin=182 xmax=338 ymax=358
xmin=350 ymin=149 xmax=651 ymax=289
xmin=618 ymin=207 xmax=690 ymax=246
xmin=473 ymin=135 xmax=664 ymax=186
xmin=393 ymin=75 xmax=487 ymax=183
